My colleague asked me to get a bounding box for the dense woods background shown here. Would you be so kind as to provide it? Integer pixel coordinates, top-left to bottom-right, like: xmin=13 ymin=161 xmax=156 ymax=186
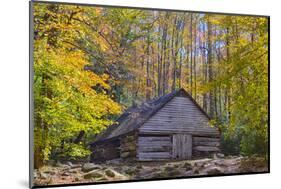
xmin=33 ymin=3 xmax=268 ymax=168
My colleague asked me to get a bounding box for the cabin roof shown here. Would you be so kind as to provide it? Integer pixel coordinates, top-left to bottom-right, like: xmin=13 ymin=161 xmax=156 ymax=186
xmin=91 ymin=88 xmax=211 ymax=145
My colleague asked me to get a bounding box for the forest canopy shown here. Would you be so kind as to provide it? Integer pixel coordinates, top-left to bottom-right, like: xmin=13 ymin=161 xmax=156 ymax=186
xmin=33 ymin=3 xmax=269 ymax=168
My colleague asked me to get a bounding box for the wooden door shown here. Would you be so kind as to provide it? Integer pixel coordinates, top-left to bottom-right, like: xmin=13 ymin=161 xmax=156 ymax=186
xmin=172 ymin=134 xmax=192 ymax=159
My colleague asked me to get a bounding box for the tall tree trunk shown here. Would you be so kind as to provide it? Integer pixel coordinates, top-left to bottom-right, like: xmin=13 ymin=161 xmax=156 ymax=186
xmin=157 ymin=27 xmax=162 ymax=97
xmin=161 ymin=21 xmax=168 ymax=95
xmin=178 ymin=21 xmax=184 ymax=89
xmin=172 ymin=16 xmax=179 ymax=91
xmin=189 ymin=13 xmax=193 ymax=95
xmin=225 ymin=26 xmax=231 ymax=121
xmin=146 ymin=30 xmax=151 ymax=100
xmin=202 ymin=22 xmax=208 ymax=112
xmin=193 ymin=17 xmax=197 ymax=100
xmin=207 ymin=16 xmax=215 ymax=118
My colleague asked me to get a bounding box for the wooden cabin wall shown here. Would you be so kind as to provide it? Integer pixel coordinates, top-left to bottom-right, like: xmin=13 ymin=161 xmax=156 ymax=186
xmin=90 ymin=139 xmax=120 ymax=162
xmin=120 ymin=132 xmax=137 ymax=160
xmin=192 ymin=136 xmax=220 ymax=158
xmin=137 ymin=135 xmax=172 ymax=161
xmin=139 ymin=96 xmax=220 ymax=137
xmin=138 ymin=96 xmax=220 ymax=160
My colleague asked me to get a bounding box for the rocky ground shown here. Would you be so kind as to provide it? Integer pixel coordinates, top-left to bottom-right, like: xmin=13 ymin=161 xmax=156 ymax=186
xmin=33 ymin=155 xmax=268 ymax=186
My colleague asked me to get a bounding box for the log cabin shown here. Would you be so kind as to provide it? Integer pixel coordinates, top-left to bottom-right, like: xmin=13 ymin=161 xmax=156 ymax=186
xmin=90 ymin=88 xmax=220 ymax=162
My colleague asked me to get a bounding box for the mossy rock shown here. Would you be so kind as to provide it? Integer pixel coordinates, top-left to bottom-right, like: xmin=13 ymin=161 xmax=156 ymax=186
xmin=105 ymin=169 xmax=115 ymax=177
xmin=185 ymin=166 xmax=192 ymax=171
xmin=193 ymin=169 xmax=200 ymax=174
xmin=183 ymin=162 xmax=192 ymax=168
xmin=164 ymin=166 xmax=175 ymax=172
xmin=82 ymin=163 xmax=102 ymax=172
xmin=168 ymin=170 xmax=181 ymax=177
xmin=83 ymin=170 xmax=104 ymax=179
xmin=153 ymin=171 xmax=168 ymax=178
xmin=206 ymin=167 xmax=223 ymax=175
xmin=125 ymin=168 xmax=137 ymax=175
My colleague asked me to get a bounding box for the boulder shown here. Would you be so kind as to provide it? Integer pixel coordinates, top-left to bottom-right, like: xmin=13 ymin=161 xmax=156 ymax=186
xmin=105 ymin=169 xmax=116 ymax=177
xmin=40 ymin=172 xmax=48 ymax=179
xmin=215 ymin=153 xmax=225 ymax=159
xmin=206 ymin=167 xmax=223 ymax=175
xmin=120 ymin=152 xmax=130 ymax=158
xmin=193 ymin=169 xmax=200 ymax=174
xmin=168 ymin=170 xmax=181 ymax=177
xmin=164 ymin=166 xmax=175 ymax=172
xmin=185 ymin=166 xmax=192 ymax=171
xmin=74 ymin=177 xmax=80 ymax=182
xmin=182 ymin=162 xmax=192 ymax=168
xmin=66 ymin=161 xmax=73 ymax=167
xmin=34 ymin=171 xmax=39 ymax=179
xmin=83 ymin=170 xmax=104 ymax=179
xmin=82 ymin=163 xmax=102 ymax=172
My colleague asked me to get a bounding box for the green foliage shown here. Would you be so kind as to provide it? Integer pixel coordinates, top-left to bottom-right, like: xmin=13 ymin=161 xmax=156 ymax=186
xmin=212 ymin=16 xmax=268 ymax=156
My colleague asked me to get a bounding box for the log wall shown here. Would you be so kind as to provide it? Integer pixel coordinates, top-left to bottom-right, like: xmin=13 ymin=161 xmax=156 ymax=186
xmin=137 ymin=135 xmax=172 ymax=161
xmin=90 ymin=139 xmax=120 ymax=162
xmin=192 ymin=136 xmax=220 ymax=157
xmin=120 ymin=132 xmax=137 ymax=160
xmin=139 ymin=97 xmax=220 ymax=137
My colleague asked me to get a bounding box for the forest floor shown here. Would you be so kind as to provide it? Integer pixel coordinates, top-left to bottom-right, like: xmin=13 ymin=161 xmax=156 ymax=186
xmin=33 ymin=155 xmax=268 ymax=186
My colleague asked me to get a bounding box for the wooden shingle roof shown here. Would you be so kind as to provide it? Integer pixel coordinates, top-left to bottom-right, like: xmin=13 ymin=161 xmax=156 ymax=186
xmin=91 ymin=88 xmax=211 ymax=145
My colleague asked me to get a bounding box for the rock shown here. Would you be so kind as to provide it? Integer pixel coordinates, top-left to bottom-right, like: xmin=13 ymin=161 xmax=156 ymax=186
xmin=194 ymin=162 xmax=205 ymax=168
xmin=121 ymin=152 xmax=130 ymax=158
xmin=50 ymin=171 xmax=56 ymax=175
xmin=216 ymin=153 xmax=225 ymax=158
xmin=164 ymin=166 xmax=175 ymax=172
xmin=74 ymin=177 xmax=80 ymax=182
xmin=82 ymin=163 xmax=102 ymax=172
xmin=206 ymin=167 xmax=223 ymax=175
xmin=105 ymin=169 xmax=116 ymax=177
xmin=69 ymin=169 xmax=79 ymax=174
xmin=106 ymin=158 xmax=121 ymax=164
xmin=70 ymin=164 xmax=82 ymax=169
xmin=168 ymin=170 xmax=181 ymax=176
xmin=34 ymin=171 xmax=39 ymax=179
xmin=83 ymin=170 xmax=104 ymax=179
xmin=55 ymin=161 xmax=64 ymax=167
xmin=203 ymin=163 xmax=212 ymax=168
xmin=40 ymin=172 xmax=48 ymax=179
xmin=185 ymin=166 xmax=192 ymax=171
xmin=153 ymin=171 xmax=168 ymax=178
xmin=183 ymin=162 xmax=191 ymax=168
xmin=193 ymin=169 xmax=200 ymax=174
xmin=124 ymin=168 xmax=137 ymax=175
xmin=62 ymin=172 xmax=70 ymax=176
xmin=66 ymin=161 xmax=73 ymax=167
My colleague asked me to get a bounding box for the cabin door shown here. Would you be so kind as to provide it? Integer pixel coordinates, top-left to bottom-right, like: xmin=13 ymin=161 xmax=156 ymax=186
xmin=172 ymin=134 xmax=192 ymax=159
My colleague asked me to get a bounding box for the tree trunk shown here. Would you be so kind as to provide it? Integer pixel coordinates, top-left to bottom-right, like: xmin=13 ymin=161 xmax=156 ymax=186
xmin=189 ymin=13 xmax=193 ymax=95
xmin=207 ymin=16 xmax=215 ymax=118
xmin=146 ymin=30 xmax=151 ymax=101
